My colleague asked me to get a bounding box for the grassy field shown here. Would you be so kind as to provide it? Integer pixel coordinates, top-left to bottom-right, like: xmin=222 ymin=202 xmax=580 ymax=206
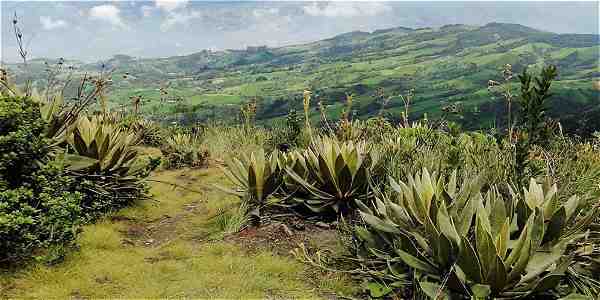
xmin=6 ymin=23 xmax=598 ymax=131
xmin=0 ymin=162 xmax=356 ymax=299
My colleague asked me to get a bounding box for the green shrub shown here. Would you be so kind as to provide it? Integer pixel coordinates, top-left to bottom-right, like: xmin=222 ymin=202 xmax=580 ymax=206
xmin=0 ymin=163 xmax=81 ymax=264
xmin=268 ymin=109 xmax=303 ymax=150
xmin=380 ymin=123 xmax=452 ymax=180
xmin=0 ymin=95 xmax=82 ymax=264
xmin=203 ymin=125 xmax=271 ymax=160
xmin=0 ymin=95 xmax=49 ymax=188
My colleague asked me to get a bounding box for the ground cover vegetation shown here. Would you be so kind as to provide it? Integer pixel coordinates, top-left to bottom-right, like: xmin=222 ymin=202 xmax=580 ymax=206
xmin=1 ymin=15 xmax=599 ymax=299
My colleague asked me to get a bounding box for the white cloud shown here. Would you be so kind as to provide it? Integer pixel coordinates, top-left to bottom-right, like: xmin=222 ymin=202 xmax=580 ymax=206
xmin=252 ymin=8 xmax=279 ymax=18
xmin=155 ymin=0 xmax=189 ymax=12
xmin=40 ymin=16 xmax=68 ymax=30
xmin=89 ymin=4 xmax=127 ymax=29
xmin=160 ymin=10 xmax=202 ymax=31
xmin=303 ymin=2 xmax=391 ymax=18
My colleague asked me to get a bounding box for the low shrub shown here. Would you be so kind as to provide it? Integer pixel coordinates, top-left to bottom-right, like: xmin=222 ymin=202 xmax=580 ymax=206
xmin=0 ymin=95 xmax=82 ymax=265
xmin=268 ymin=109 xmax=303 ymax=150
xmin=0 ymin=163 xmax=82 ymax=265
xmin=0 ymin=95 xmax=49 ymax=188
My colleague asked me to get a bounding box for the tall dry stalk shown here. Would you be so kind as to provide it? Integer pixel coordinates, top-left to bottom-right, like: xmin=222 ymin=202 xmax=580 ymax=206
xmin=488 ymin=64 xmax=515 ymax=142
xmin=400 ymin=89 xmax=414 ymax=127
xmin=303 ymin=90 xmax=313 ymax=138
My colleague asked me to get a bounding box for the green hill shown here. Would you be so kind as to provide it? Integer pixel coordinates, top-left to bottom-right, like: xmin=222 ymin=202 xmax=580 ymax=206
xmin=6 ymin=22 xmax=600 ymax=133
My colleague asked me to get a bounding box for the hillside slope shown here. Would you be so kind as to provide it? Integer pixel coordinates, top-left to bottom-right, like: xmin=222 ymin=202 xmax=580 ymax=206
xmin=6 ymin=22 xmax=600 ymax=132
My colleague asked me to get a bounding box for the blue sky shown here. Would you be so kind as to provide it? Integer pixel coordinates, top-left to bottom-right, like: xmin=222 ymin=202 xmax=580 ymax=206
xmin=1 ymin=1 xmax=598 ymax=62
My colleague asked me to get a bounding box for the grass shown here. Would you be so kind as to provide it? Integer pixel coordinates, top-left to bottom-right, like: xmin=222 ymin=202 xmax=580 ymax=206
xmin=0 ymin=164 xmax=355 ymax=299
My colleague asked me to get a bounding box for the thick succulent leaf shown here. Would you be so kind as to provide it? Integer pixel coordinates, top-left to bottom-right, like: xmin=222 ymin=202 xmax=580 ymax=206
xmin=458 ymin=236 xmax=483 ymax=283
xmin=543 ymin=207 xmax=566 ymax=244
xmin=495 ymin=218 xmax=510 ymax=259
xmin=522 ymin=239 xmax=570 ymax=283
xmin=475 ymin=218 xmax=497 ymax=283
xmin=360 ymin=211 xmax=400 ymax=234
xmin=437 ymin=203 xmax=461 ymax=249
xmin=419 ymin=281 xmax=449 ymax=299
xmin=61 ymin=153 xmax=99 ymax=171
xmin=395 ymin=248 xmax=437 ymax=274
xmin=366 ymin=282 xmax=392 ymax=298
xmin=471 ymin=284 xmax=491 ymax=299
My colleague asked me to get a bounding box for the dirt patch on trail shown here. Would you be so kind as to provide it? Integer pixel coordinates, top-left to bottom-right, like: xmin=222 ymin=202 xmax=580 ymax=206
xmin=113 ymin=200 xmax=207 ymax=248
xmin=225 ymin=218 xmax=341 ymax=257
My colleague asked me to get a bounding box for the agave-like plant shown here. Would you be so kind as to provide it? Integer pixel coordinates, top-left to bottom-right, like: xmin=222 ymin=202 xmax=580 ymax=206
xmin=160 ymin=133 xmax=208 ymax=169
xmin=221 ymin=149 xmax=283 ymax=220
xmin=65 ymin=115 xmax=142 ymax=176
xmin=285 ymin=136 xmax=379 ymax=214
xmin=358 ymin=169 xmax=599 ymax=298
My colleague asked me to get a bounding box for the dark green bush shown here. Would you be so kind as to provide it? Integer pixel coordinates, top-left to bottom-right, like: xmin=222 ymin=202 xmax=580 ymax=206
xmin=268 ymin=109 xmax=303 ymax=150
xmin=0 ymin=96 xmax=82 ymax=265
xmin=0 ymin=163 xmax=81 ymax=264
xmin=0 ymin=95 xmax=49 ymax=188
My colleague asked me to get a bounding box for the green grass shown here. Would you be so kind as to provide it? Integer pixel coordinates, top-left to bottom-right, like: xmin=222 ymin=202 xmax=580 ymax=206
xmin=0 ymin=166 xmax=355 ymax=299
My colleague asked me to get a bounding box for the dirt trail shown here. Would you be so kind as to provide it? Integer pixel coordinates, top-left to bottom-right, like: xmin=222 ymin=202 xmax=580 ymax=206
xmin=0 ymin=167 xmax=355 ymax=299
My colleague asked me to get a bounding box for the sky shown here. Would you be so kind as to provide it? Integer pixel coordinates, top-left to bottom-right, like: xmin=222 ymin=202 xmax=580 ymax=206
xmin=1 ymin=1 xmax=598 ymax=62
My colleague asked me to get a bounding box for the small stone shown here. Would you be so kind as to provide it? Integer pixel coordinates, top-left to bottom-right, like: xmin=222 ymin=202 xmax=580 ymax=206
xmin=315 ymin=221 xmax=330 ymax=229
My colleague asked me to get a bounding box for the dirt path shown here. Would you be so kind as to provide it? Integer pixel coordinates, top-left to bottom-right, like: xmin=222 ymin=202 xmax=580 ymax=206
xmin=0 ymin=167 xmax=355 ymax=299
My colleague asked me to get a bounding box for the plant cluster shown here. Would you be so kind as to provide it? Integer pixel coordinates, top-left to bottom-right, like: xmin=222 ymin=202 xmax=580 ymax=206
xmin=0 ymin=92 xmax=152 ymax=263
xmin=160 ymin=132 xmax=209 ymax=169
xmin=219 ymin=65 xmax=600 ymax=298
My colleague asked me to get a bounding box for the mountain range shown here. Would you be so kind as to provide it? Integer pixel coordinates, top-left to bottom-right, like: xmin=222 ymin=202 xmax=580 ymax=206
xmin=5 ymin=22 xmax=600 ymax=134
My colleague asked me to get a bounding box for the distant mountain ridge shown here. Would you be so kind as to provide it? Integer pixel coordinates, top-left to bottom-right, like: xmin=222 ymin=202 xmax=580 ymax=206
xmin=4 ymin=22 xmax=600 ymax=134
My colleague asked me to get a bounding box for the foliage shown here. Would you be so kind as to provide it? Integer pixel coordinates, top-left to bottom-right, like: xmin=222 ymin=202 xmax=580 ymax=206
xmin=515 ymin=65 xmax=559 ymax=184
xmin=0 ymin=163 xmax=82 ymax=265
xmin=533 ymin=137 xmax=600 ymax=205
xmin=203 ymin=125 xmax=272 ymax=160
xmin=268 ymin=109 xmax=303 ymax=149
xmin=65 ymin=115 xmax=143 ymax=176
xmin=160 ymin=133 xmax=208 ymax=169
xmin=379 ymin=123 xmax=452 ymax=180
xmin=0 ymin=95 xmax=49 ymax=188
xmin=0 ymin=95 xmax=81 ymax=264
xmin=118 ymin=116 xmax=165 ymax=147
xmin=357 ymin=169 xmax=599 ymax=298
xmin=284 ymin=136 xmax=380 ymax=214
xmin=518 ymin=65 xmax=558 ymax=145
xmin=64 ymin=115 xmax=151 ymax=219
xmin=221 ymin=149 xmax=283 ymax=221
